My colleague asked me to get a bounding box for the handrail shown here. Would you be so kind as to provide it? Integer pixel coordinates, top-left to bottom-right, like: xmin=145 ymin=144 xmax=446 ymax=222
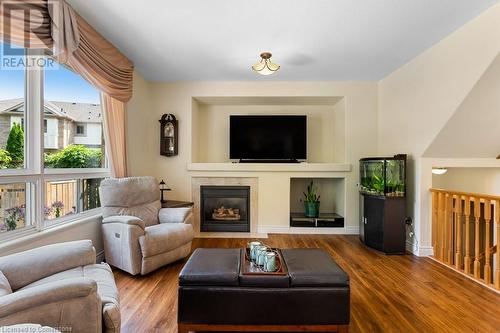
xmin=429 ymin=188 xmax=499 ymax=290
xmin=430 ymin=188 xmax=500 ymax=201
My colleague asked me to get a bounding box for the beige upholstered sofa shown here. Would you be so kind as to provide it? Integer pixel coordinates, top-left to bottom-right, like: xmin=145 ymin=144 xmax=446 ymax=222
xmin=99 ymin=177 xmax=194 ymax=275
xmin=0 ymin=240 xmax=120 ymax=333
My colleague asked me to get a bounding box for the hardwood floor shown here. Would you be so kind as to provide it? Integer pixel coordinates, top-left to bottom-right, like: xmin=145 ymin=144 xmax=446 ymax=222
xmin=113 ymin=235 xmax=500 ymax=333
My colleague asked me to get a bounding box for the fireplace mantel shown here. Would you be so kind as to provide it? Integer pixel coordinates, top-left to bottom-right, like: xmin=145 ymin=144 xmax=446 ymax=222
xmin=187 ymin=163 xmax=351 ymax=173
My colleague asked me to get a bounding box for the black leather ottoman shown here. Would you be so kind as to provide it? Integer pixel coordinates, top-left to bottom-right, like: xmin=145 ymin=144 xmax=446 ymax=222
xmin=178 ymin=248 xmax=350 ymax=333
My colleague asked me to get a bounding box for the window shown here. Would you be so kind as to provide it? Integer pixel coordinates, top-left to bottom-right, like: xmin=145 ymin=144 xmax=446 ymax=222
xmin=44 ymin=177 xmax=103 ymax=227
xmin=0 ymin=43 xmax=25 ymax=170
xmin=0 ymin=42 xmax=109 ymax=239
xmin=75 ymin=123 xmax=86 ymax=136
xmin=0 ymin=182 xmax=32 ymax=234
xmin=44 ymin=65 xmax=104 ymax=168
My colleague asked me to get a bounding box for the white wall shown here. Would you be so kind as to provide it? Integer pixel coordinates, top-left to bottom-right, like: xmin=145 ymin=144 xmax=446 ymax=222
xmin=126 ymin=81 xmax=378 ymax=231
xmin=423 ymin=53 xmax=500 ymax=158
xmin=378 ymin=4 xmax=500 ymax=158
xmin=193 ymin=101 xmax=345 ymax=163
xmin=432 ymin=168 xmax=500 ymax=196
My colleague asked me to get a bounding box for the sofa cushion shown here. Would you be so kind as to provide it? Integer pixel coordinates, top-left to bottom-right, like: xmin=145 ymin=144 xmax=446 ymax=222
xmin=179 ymin=248 xmax=240 ymax=287
xmin=103 ymin=200 xmax=161 ymax=228
xmin=20 ymin=263 xmax=120 ymax=332
xmin=100 ymin=176 xmax=160 ymax=209
xmin=0 ymin=271 xmax=12 ymax=296
xmin=159 ymin=207 xmax=192 ymax=224
xmin=0 ymin=240 xmax=95 ymax=291
xmin=281 ymin=248 xmax=349 ymax=287
xmin=139 ymin=223 xmax=194 ymax=257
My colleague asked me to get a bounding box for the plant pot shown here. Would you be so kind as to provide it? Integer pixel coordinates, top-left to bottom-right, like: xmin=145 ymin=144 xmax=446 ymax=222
xmin=304 ymin=202 xmax=320 ymax=218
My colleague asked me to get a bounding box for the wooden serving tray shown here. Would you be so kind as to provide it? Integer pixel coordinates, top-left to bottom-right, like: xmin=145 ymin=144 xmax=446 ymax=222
xmin=240 ymin=248 xmax=288 ymax=276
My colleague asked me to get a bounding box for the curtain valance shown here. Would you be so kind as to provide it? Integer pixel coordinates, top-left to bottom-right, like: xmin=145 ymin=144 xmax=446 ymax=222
xmin=0 ymin=0 xmax=134 ymax=102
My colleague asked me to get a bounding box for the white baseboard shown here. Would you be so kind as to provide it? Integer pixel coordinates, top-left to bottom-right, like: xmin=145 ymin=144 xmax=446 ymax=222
xmin=406 ymin=240 xmax=433 ymax=257
xmin=345 ymin=226 xmax=360 ymax=234
xmin=257 ymin=225 xmax=359 ymax=235
xmin=417 ymin=245 xmax=434 ymax=257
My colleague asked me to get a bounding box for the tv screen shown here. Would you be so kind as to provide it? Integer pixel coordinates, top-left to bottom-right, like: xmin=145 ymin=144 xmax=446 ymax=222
xmin=229 ymin=115 xmax=307 ymax=161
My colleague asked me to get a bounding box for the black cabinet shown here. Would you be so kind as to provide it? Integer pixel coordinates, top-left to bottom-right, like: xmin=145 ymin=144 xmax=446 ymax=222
xmin=360 ymin=194 xmax=406 ymax=254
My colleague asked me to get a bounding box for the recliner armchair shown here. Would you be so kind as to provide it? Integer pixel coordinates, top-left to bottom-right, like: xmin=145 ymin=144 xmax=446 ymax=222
xmin=99 ymin=177 xmax=194 ymax=275
xmin=0 ymin=240 xmax=120 ymax=333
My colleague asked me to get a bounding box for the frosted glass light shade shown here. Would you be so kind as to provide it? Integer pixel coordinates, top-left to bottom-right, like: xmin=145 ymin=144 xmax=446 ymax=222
xmin=252 ymin=52 xmax=280 ymax=75
xmin=432 ymin=168 xmax=448 ymax=175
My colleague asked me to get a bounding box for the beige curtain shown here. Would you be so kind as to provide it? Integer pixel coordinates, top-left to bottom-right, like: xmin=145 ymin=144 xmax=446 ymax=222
xmin=67 ymin=13 xmax=133 ymax=102
xmin=102 ymin=94 xmax=128 ymax=178
xmin=47 ymin=0 xmax=79 ymax=63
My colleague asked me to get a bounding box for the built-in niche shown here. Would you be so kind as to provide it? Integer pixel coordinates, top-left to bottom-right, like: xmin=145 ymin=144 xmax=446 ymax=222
xmin=191 ymin=96 xmax=346 ymax=164
xmin=289 ymin=177 xmax=345 ymax=227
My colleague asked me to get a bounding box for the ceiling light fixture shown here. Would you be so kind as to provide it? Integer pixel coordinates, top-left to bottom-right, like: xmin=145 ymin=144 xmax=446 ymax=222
xmin=432 ymin=167 xmax=448 ymax=175
xmin=252 ymin=52 xmax=280 ymax=75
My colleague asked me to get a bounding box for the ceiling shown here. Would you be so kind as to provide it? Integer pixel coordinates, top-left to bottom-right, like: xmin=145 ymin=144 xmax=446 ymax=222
xmin=67 ymin=0 xmax=499 ymax=82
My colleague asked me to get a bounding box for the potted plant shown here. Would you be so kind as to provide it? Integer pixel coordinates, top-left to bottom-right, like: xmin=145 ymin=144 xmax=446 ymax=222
xmin=303 ymin=181 xmax=320 ymax=218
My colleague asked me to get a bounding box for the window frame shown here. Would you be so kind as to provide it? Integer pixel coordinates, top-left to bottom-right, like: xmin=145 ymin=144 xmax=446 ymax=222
xmin=75 ymin=123 xmax=86 ymax=136
xmin=0 ymin=50 xmax=110 ymax=241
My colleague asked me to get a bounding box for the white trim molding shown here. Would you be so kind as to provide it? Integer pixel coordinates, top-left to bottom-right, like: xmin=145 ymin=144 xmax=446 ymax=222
xmin=257 ymin=225 xmax=359 ymax=235
xmin=406 ymin=240 xmax=434 ymax=257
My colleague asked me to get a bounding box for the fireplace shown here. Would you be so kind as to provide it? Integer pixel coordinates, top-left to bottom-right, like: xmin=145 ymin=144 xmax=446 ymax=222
xmin=200 ymin=186 xmax=250 ymax=232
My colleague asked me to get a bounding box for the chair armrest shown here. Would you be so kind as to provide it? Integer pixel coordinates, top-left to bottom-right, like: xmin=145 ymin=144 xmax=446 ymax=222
xmin=0 ymin=278 xmax=97 ymax=318
xmin=102 ymin=215 xmax=145 ymax=230
xmin=0 ymin=240 xmax=95 ymax=291
xmin=159 ymin=207 xmax=193 ymax=224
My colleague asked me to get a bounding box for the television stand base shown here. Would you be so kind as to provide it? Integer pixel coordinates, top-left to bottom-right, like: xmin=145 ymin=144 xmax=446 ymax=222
xmin=239 ymin=159 xmax=300 ymax=163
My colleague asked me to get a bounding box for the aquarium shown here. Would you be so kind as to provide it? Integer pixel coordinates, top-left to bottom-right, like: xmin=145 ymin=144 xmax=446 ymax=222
xmin=359 ymin=155 xmax=406 ymax=197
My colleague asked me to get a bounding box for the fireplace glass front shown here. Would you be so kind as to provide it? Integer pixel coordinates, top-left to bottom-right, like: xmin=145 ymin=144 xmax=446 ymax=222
xmin=200 ymin=186 xmax=250 ymax=232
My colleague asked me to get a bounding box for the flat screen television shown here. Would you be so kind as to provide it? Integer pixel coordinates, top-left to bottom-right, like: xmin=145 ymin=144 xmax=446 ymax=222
xmin=229 ymin=115 xmax=307 ymax=162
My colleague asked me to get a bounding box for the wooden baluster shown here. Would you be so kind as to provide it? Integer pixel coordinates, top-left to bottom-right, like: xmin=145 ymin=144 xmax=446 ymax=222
xmin=484 ymin=199 xmax=492 ymax=284
xmin=455 ymin=195 xmax=463 ymax=270
xmin=432 ymin=191 xmax=438 ymax=259
xmin=473 ymin=197 xmax=481 ymax=279
xmin=437 ymin=192 xmax=445 ymax=261
xmin=463 ymin=197 xmax=471 ymax=274
xmin=441 ymin=193 xmax=450 ymax=263
xmin=495 ymin=200 xmax=500 ymax=290
xmin=446 ymin=194 xmax=453 ymax=265
xmin=439 ymin=193 xmax=445 ymax=260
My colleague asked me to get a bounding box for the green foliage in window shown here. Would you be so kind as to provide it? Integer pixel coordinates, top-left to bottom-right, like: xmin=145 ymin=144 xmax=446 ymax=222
xmin=45 ymin=145 xmax=103 ymax=168
xmin=6 ymin=123 xmax=24 ymax=166
xmin=0 ymin=150 xmax=12 ymax=169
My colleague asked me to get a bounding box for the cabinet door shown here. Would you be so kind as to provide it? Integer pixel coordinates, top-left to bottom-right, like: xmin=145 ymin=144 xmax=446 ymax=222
xmin=364 ymin=196 xmax=384 ymax=251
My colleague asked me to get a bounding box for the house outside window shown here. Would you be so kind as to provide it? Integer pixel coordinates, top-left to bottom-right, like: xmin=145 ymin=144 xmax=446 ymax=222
xmin=75 ymin=123 xmax=86 ymax=136
xmin=0 ymin=42 xmax=109 ymax=239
